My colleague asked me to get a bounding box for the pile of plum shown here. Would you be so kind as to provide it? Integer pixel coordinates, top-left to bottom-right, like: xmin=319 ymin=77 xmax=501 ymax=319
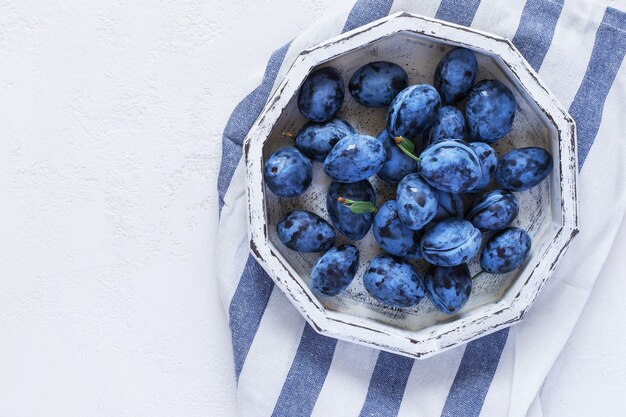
xmin=263 ymin=48 xmax=553 ymax=314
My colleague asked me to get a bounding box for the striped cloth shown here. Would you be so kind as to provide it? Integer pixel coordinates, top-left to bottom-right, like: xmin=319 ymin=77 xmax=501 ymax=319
xmin=216 ymin=1 xmax=626 ymax=416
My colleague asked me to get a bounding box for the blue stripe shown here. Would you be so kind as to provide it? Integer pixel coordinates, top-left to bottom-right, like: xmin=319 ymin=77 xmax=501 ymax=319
xmin=512 ymin=0 xmax=564 ymax=71
xmin=358 ymin=352 xmax=414 ymax=417
xmin=435 ymin=0 xmax=481 ymax=27
xmin=217 ymin=42 xmax=291 ymax=213
xmin=440 ymin=329 xmax=509 ymax=417
xmin=569 ymin=7 xmax=626 ymax=167
xmin=228 ymin=255 xmax=275 ymax=380
xmin=271 ymin=325 xmax=339 ymax=417
xmin=343 ymin=0 xmax=394 ymax=32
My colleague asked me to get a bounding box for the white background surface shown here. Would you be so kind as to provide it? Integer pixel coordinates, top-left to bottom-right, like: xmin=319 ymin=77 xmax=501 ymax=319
xmin=2 ymin=1 xmax=625 ymax=416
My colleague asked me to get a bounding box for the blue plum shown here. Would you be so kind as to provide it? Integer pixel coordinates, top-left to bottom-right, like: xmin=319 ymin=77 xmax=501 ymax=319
xmin=294 ymin=118 xmax=355 ymax=161
xmin=298 ymin=67 xmax=345 ymax=122
xmin=363 ymin=254 xmax=425 ymax=308
xmin=467 ymin=189 xmax=519 ymax=231
xmin=466 ymin=79 xmax=516 ymax=143
xmin=396 ymin=173 xmax=438 ymax=230
xmin=349 ymin=61 xmax=408 ymax=107
xmin=276 ymin=210 xmax=336 ymax=253
xmin=434 ymin=47 xmax=478 ymax=104
xmin=480 ymin=227 xmax=531 ymax=274
xmin=421 ymin=218 xmax=482 ymax=267
xmin=432 ymin=190 xmax=464 ymax=222
xmin=419 ymin=139 xmax=482 ymax=193
xmin=425 ymin=264 xmax=472 ymax=314
xmin=467 ymin=142 xmax=498 ymax=192
xmin=326 ymin=180 xmax=376 ymax=240
xmin=376 ymin=129 xmax=418 ymax=184
xmin=324 ymin=134 xmax=386 ymax=183
xmin=495 ymin=147 xmax=553 ymax=191
xmin=263 ymin=147 xmax=313 ymax=197
xmin=310 ymin=245 xmax=359 ymax=296
xmin=387 ymin=84 xmax=441 ymax=139
xmin=426 ymin=106 xmax=467 ymax=146
xmin=372 ymin=200 xmax=423 ymax=260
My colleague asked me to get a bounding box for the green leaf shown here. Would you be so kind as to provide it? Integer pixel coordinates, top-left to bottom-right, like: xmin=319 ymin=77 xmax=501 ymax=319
xmin=343 ymin=201 xmax=377 ymax=214
xmin=394 ymin=136 xmax=420 ymax=162
xmin=399 ymin=136 xmax=415 ymax=153
xmin=348 ymin=206 xmax=377 ymax=214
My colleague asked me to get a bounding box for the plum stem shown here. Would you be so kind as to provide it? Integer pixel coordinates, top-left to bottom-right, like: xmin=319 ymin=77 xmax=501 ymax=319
xmin=282 ymin=131 xmax=295 ymax=139
xmin=338 ymin=196 xmax=377 ymax=214
xmin=394 ymin=136 xmax=421 ymax=162
xmin=471 ymin=271 xmax=485 ymax=280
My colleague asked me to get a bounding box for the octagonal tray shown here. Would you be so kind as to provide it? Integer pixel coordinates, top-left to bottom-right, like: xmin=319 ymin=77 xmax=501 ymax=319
xmin=244 ymin=12 xmax=578 ymax=359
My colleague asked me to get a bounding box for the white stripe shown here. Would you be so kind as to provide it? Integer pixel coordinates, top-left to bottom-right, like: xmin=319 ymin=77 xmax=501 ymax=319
xmin=396 ymin=346 xmax=466 ymax=417
xmin=505 ymin=282 xmax=589 ymax=417
xmin=471 ymin=0 xmax=527 ymax=39
xmin=389 ymin=0 xmax=443 ymax=17
xmin=311 ymin=343 xmax=379 ymax=417
xmin=614 ymin=0 xmax=626 ymax=12
xmin=236 ymin=290 xmax=307 ymax=417
xmin=539 ymin=0 xmax=612 ymax=107
xmin=217 ymin=160 xmax=255 ymax=306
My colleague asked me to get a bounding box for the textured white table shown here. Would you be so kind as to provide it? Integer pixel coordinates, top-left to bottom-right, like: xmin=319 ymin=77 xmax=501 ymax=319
xmin=1 ymin=1 xmax=624 ymax=416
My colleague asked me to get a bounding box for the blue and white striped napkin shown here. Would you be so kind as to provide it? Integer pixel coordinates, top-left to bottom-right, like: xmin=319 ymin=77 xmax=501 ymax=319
xmin=216 ymin=1 xmax=626 ymax=416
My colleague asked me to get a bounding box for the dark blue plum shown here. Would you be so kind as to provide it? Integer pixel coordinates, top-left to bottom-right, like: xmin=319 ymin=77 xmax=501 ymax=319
xmin=294 ymin=118 xmax=355 ymax=161
xmin=495 ymin=147 xmax=553 ymax=191
xmin=421 ymin=218 xmax=482 ymax=267
xmin=263 ymin=147 xmax=312 ymax=197
xmin=467 ymin=142 xmax=498 ymax=192
xmin=372 ymin=200 xmax=423 ymax=260
xmin=433 ymin=190 xmax=464 ymax=222
xmin=480 ymin=227 xmax=531 ymax=274
xmin=419 ymin=139 xmax=482 ymax=193
xmin=363 ymin=254 xmax=425 ymax=308
xmin=298 ymin=67 xmax=345 ymax=122
xmin=326 ymin=180 xmax=375 ymax=240
xmin=387 ymin=84 xmax=441 ymax=139
xmin=425 ymin=264 xmax=472 ymax=314
xmin=466 ymin=79 xmax=516 ymax=143
xmin=324 ymin=134 xmax=386 ymax=183
xmin=467 ymin=189 xmax=519 ymax=231
xmin=396 ymin=173 xmax=438 ymax=230
xmin=276 ymin=210 xmax=336 ymax=253
xmin=310 ymin=245 xmax=359 ymax=296
xmin=376 ymin=129 xmax=418 ymax=184
xmin=349 ymin=61 xmax=408 ymax=107
xmin=426 ymin=106 xmax=467 ymax=146
xmin=434 ymin=47 xmax=477 ymax=104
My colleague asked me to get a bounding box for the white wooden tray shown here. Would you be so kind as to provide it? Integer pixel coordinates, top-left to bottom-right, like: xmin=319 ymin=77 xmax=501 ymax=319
xmin=244 ymin=12 xmax=578 ymax=359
